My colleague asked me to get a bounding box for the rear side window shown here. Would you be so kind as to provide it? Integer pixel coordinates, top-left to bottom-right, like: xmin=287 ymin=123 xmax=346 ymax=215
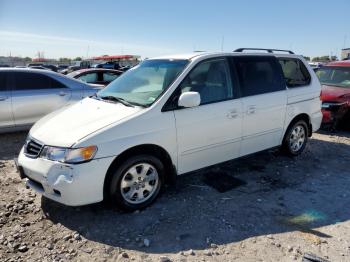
xmin=234 ymin=56 xmax=285 ymax=97
xmin=278 ymin=58 xmax=311 ymax=87
xmin=51 ymin=78 xmax=67 ymax=89
xmin=13 ymin=72 xmax=66 ymax=90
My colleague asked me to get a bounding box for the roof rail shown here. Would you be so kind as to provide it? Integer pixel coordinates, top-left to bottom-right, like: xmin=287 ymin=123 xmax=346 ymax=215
xmin=234 ymin=48 xmax=294 ymax=54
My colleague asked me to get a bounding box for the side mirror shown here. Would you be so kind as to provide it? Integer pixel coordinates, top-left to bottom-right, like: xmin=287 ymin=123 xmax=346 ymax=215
xmin=178 ymin=91 xmax=201 ymax=108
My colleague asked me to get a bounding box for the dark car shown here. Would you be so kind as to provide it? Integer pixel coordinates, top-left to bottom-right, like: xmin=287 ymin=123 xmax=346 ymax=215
xmin=28 ymin=66 xmax=50 ymax=70
xmin=60 ymin=65 xmax=81 ymax=75
xmin=95 ymin=61 xmax=121 ymax=70
xmin=42 ymin=64 xmax=58 ymax=72
xmin=67 ymin=68 xmax=122 ymax=87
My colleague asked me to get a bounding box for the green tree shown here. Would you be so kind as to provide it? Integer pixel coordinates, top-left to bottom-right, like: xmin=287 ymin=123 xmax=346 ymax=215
xmin=74 ymin=57 xmax=82 ymax=61
xmin=59 ymin=57 xmax=71 ymax=63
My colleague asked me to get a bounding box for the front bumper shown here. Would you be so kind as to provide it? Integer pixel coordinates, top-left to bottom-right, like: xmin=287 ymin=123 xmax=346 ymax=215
xmin=321 ymin=102 xmax=349 ymax=124
xmin=17 ymin=148 xmax=114 ymax=206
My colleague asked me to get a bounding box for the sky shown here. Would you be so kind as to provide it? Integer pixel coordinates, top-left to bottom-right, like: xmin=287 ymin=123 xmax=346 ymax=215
xmin=0 ymin=0 xmax=349 ymax=59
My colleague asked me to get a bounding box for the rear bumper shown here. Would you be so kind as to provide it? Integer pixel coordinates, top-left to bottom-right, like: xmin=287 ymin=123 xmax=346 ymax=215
xmin=311 ymin=110 xmax=323 ymax=133
xmin=17 ymin=148 xmax=114 ymax=206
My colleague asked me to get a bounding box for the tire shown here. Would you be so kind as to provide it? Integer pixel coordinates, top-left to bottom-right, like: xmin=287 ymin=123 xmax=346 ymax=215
xmin=108 ymin=155 xmax=164 ymax=211
xmin=282 ymin=120 xmax=308 ymax=156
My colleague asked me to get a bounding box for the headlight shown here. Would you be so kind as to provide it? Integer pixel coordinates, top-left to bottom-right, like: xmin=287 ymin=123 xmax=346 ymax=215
xmin=40 ymin=145 xmax=97 ymax=164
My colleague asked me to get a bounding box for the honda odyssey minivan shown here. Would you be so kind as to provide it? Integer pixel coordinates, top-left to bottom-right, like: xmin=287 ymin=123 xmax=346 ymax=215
xmin=17 ymin=49 xmax=322 ymax=210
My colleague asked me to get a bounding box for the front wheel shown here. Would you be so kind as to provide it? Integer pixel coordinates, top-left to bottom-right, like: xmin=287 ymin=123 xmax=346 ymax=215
xmin=108 ymin=155 xmax=164 ymax=211
xmin=282 ymin=120 xmax=308 ymax=156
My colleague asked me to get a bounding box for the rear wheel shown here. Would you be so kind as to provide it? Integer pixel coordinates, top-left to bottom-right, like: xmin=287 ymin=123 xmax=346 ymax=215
xmin=108 ymin=155 xmax=164 ymax=211
xmin=282 ymin=120 xmax=308 ymax=156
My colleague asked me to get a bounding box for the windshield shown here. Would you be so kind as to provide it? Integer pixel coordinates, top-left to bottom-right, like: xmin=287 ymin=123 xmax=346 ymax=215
xmin=97 ymin=59 xmax=188 ymax=106
xmin=316 ymin=66 xmax=350 ymax=88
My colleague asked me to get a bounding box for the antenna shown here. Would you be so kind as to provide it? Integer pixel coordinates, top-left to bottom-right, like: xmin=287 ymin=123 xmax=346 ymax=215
xmin=343 ymin=35 xmax=348 ymax=49
xmin=221 ymin=36 xmax=224 ymax=52
xmin=86 ymin=45 xmax=90 ymax=59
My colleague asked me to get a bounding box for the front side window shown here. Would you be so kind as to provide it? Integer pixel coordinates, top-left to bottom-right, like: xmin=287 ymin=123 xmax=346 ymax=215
xmin=14 ymin=72 xmax=51 ymax=90
xmin=178 ymin=58 xmax=233 ymax=105
xmin=78 ymin=72 xmax=98 ymax=83
xmin=97 ymin=59 xmax=188 ymax=106
xmin=235 ymin=56 xmax=285 ymax=97
xmin=316 ymin=67 xmax=350 ymax=88
xmin=278 ymin=58 xmax=311 ymax=87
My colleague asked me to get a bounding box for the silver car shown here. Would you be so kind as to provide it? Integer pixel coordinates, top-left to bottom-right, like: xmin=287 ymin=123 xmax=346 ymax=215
xmin=0 ymin=68 xmax=98 ymax=133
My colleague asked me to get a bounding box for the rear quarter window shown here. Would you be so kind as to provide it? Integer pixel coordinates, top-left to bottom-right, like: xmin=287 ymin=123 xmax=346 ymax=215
xmin=278 ymin=58 xmax=311 ymax=88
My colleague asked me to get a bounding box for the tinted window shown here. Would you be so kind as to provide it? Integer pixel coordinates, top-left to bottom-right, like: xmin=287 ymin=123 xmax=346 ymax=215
xmin=178 ymin=58 xmax=233 ymax=105
xmin=234 ymin=56 xmax=285 ymax=97
xmin=14 ymin=72 xmax=52 ymax=90
xmin=0 ymin=72 xmax=7 ymax=91
xmin=51 ymin=78 xmax=67 ymax=89
xmin=278 ymin=58 xmax=311 ymax=87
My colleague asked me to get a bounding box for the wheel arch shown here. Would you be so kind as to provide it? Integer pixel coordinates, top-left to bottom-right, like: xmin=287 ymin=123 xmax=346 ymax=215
xmin=103 ymin=144 xmax=177 ymax=200
xmin=284 ymin=113 xmax=312 ymax=140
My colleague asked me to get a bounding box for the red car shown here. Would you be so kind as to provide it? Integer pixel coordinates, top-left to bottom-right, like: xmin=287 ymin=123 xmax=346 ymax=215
xmin=316 ymin=60 xmax=350 ymax=128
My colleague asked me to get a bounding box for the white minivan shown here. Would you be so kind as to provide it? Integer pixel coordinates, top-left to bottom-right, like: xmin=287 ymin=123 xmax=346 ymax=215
xmin=17 ymin=49 xmax=322 ymax=210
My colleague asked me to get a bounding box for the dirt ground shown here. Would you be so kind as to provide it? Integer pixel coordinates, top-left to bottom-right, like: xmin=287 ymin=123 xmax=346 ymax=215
xmin=0 ymin=130 xmax=350 ymax=262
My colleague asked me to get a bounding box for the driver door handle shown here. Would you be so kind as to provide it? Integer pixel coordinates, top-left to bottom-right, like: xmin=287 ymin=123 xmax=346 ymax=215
xmin=58 ymin=91 xmax=67 ymax=96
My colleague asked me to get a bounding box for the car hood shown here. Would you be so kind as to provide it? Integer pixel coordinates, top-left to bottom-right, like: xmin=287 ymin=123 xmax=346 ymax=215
xmin=29 ymin=97 xmax=142 ymax=147
xmin=320 ymin=84 xmax=350 ymax=101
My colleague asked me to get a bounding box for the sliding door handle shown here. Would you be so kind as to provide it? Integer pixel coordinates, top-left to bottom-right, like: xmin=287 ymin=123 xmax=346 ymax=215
xmin=0 ymin=96 xmax=8 ymax=101
xmin=226 ymin=109 xmax=239 ymax=119
xmin=247 ymin=106 xmax=256 ymax=115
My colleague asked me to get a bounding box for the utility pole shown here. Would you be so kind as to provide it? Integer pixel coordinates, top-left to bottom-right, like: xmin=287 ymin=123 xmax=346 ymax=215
xmin=86 ymin=45 xmax=90 ymax=59
xmin=221 ymin=36 xmax=224 ymax=52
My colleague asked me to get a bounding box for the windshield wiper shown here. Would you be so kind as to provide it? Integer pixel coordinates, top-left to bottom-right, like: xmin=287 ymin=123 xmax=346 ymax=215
xmin=99 ymin=96 xmax=135 ymax=107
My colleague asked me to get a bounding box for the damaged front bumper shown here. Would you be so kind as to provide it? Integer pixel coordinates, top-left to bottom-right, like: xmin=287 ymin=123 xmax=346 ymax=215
xmin=17 ymin=147 xmax=114 ymax=206
xmin=321 ymin=101 xmax=349 ymax=125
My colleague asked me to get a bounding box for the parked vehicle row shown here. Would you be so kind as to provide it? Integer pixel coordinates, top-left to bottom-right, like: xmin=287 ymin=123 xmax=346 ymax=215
xmin=17 ymin=49 xmax=322 ymax=211
xmin=0 ymin=68 xmax=98 ymax=133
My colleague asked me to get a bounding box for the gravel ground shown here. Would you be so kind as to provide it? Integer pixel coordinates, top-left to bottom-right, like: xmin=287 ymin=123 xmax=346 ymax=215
xmin=0 ymin=130 xmax=350 ymax=262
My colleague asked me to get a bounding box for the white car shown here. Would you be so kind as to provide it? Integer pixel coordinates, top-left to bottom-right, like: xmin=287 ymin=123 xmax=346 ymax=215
xmin=17 ymin=49 xmax=323 ymax=210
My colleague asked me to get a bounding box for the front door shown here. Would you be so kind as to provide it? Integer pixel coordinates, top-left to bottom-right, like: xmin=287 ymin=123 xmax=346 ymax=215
xmin=173 ymin=57 xmax=243 ymax=174
xmin=0 ymin=72 xmax=14 ymax=129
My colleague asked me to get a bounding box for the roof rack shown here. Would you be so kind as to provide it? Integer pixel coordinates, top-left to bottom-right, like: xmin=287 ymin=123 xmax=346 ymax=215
xmin=234 ymin=48 xmax=294 ymax=54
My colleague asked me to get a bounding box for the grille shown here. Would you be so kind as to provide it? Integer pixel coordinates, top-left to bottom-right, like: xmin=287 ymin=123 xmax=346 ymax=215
xmin=24 ymin=139 xmax=43 ymax=158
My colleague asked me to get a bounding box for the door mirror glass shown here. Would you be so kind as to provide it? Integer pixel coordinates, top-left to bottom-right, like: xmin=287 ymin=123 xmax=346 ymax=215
xmin=178 ymin=91 xmax=200 ymax=108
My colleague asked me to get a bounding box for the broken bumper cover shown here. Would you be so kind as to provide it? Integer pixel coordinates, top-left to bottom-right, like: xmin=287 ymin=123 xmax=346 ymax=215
xmin=17 ymin=148 xmax=114 ymax=206
xmin=321 ymin=102 xmax=349 ymax=124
